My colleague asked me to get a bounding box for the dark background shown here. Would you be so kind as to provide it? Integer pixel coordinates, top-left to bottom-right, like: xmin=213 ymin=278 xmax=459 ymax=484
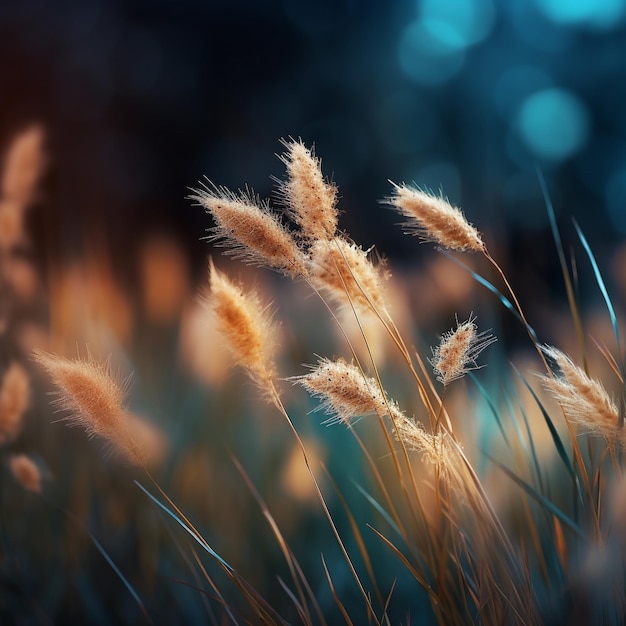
xmin=1 ymin=0 xmax=625 ymax=282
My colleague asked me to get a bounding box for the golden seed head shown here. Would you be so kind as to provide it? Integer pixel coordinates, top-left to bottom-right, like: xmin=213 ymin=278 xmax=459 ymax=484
xmin=208 ymin=261 xmax=277 ymax=392
xmin=0 ymin=362 xmax=30 ymax=445
xmin=291 ymin=358 xmax=403 ymax=425
xmin=429 ymin=315 xmax=496 ymax=385
xmin=541 ymin=345 xmax=621 ymax=443
xmin=308 ymin=237 xmax=388 ymax=313
xmin=1 ymin=125 xmax=45 ymax=209
xmin=9 ymin=454 xmax=42 ymax=493
xmin=189 ymin=184 xmax=307 ymax=278
xmin=277 ymin=138 xmax=338 ymax=241
xmin=387 ymin=184 xmax=484 ymax=252
xmin=33 ymin=350 xmax=152 ymax=466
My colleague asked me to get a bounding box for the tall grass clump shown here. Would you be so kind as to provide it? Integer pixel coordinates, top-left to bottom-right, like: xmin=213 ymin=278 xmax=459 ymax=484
xmin=21 ymin=137 xmax=626 ymax=624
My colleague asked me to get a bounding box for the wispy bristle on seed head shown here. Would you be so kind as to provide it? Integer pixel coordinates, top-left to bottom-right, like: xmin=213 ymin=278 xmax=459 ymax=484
xmin=208 ymin=261 xmax=277 ymax=393
xmin=291 ymin=358 xmax=404 ymax=426
xmin=189 ymin=184 xmax=307 ymax=278
xmin=541 ymin=345 xmax=621 ymax=444
xmin=429 ymin=315 xmax=496 ymax=385
xmin=387 ymin=184 xmax=484 ymax=252
xmin=32 ymin=350 xmax=150 ymax=466
xmin=9 ymin=454 xmax=42 ymax=493
xmin=308 ymin=237 xmax=388 ymax=314
xmin=0 ymin=362 xmax=30 ymax=445
xmin=277 ymin=138 xmax=338 ymax=241
xmin=393 ymin=417 xmax=462 ymax=486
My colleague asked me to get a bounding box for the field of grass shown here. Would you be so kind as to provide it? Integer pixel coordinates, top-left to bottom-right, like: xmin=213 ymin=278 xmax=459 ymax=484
xmin=1 ymin=129 xmax=625 ymax=625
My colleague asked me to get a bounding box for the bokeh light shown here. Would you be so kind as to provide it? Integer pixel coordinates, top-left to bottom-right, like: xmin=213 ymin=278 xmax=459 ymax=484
xmin=515 ymin=88 xmax=590 ymax=161
xmin=534 ymin=0 xmax=625 ymax=28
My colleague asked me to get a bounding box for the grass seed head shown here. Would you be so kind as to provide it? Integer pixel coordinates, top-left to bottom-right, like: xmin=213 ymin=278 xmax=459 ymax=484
xmin=208 ymin=261 xmax=278 ymax=393
xmin=388 ymin=184 xmax=484 ymax=253
xmin=9 ymin=454 xmax=42 ymax=493
xmin=430 ymin=315 xmax=496 ymax=386
xmin=308 ymin=237 xmax=388 ymax=314
xmin=0 ymin=362 xmax=30 ymax=445
xmin=189 ymin=184 xmax=307 ymax=278
xmin=277 ymin=138 xmax=338 ymax=241
xmin=291 ymin=357 xmax=403 ymax=425
xmin=1 ymin=125 xmax=45 ymax=210
xmin=541 ymin=345 xmax=621 ymax=443
xmin=33 ymin=350 xmax=152 ymax=466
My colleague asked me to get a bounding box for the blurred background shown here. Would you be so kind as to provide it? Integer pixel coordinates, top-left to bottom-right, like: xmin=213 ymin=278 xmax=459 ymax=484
xmin=1 ymin=0 xmax=626 ymax=265
xmin=2 ymin=0 xmax=626 ymax=623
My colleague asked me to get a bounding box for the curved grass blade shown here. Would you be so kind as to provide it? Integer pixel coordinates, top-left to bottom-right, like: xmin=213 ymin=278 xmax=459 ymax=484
xmin=353 ymin=482 xmax=402 ymax=539
xmin=505 ymin=384 xmax=545 ymax=494
xmin=135 ymin=481 xmax=285 ymax=625
xmin=42 ymin=494 xmax=153 ymax=624
xmin=443 ymin=253 xmax=540 ymax=344
xmin=324 ymin=468 xmax=384 ymax=614
xmin=510 ymin=363 xmax=577 ymax=485
xmin=321 ymin=555 xmax=355 ymax=626
xmin=573 ymin=219 xmax=621 ymax=352
xmin=538 ymin=169 xmax=587 ymax=368
xmin=88 ymin=531 xmax=153 ymax=624
xmin=486 ymin=455 xmax=585 ymax=540
xmin=135 ymin=481 xmax=232 ymax=570
xmin=468 ymin=372 xmax=512 ymax=451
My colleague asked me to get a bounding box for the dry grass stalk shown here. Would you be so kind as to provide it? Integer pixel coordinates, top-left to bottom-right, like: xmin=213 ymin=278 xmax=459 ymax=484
xmin=388 ymin=184 xmax=484 ymax=252
xmin=9 ymin=453 xmax=42 ymax=493
xmin=291 ymin=357 xmax=404 ymax=425
xmin=277 ymin=138 xmax=338 ymax=241
xmin=33 ymin=350 xmax=152 ymax=466
xmin=190 ymin=184 xmax=307 ymax=278
xmin=541 ymin=345 xmax=621 ymax=443
xmin=208 ymin=261 xmax=277 ymax=393
xmin=308 ymin=237 xmax=387 ymax=314
xmin=430 ymin=315 xmax=496 ymax=386
xmin=0 ymin=362 xmax=30 ymax=444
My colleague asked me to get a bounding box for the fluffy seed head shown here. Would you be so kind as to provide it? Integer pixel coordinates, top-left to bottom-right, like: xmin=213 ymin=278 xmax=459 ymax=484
xmin=388 ymin=184 xmax=484 ymax=252
xmin=541 ymin=345 xmax=621 ymax=443
xmin=291 ymin=357 xmax=404 ymax=425
xmin=277 ymin=139 xmax=338 ymax=241
xmin=1 ymin=125 xmax=45 ymax=209
xmin=308 ymin=237 xmax=387 ymax=313
xmin=190 ymin=184 xmax=307 ymax=278
xmin=0 ymin=362 xmax=30 ymax=444
xmin=208 ymin=261 xmax=277 ymax=391
xmin=33 ymin=350 xmax=152 ymax=466
xmin=9 ymin=454 xmax=41 ymax=493
xmin=430 ymin=315 xmax=496 ymax=385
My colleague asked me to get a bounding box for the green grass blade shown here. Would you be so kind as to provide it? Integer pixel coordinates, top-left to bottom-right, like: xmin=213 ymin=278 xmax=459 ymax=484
xmin=468 ymin=372 xmax=512 ymax=451
xmin=443 ymin=253 xmax=540 ymax=344
xmin=538 ymin=169 xmax=588 ymax=369
xmin=510 ymin=363 xmax=577 ymax=485
xmin=573 ymin=219 xmax=621 ymax=351
xmin=88 ymin=531 xmax=153 ymax=624
xmin=504 ymin=384 xmax=545 ymax=494
xmin=486 ymin=454 xmax=585 ymax=540
xmin=135 ymin=481 xmax=233 ymax=572
xmin=353 ymin=482 xmax=402 ymax=538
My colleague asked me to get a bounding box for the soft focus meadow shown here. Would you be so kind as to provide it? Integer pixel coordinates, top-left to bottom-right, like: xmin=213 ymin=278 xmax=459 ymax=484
xmin=2 ymin=1 xmax=626 ymax=625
